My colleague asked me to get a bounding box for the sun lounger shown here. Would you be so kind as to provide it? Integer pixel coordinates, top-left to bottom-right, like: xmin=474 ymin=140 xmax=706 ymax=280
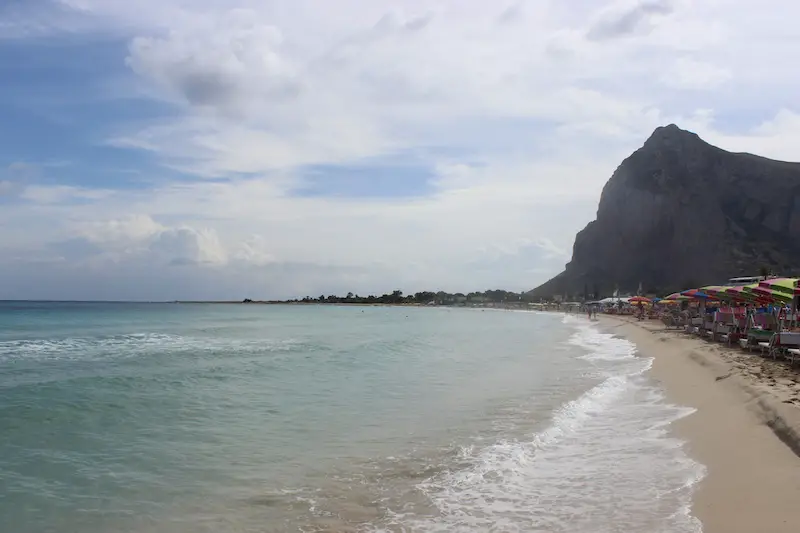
xmin=759 ymin=339 xmax=773 ymax=357
xmin=776 ymin=332 xmax=800 ymax=364
xmin=684 ymin=317 xmax=700 ymax=334
xmin=738 ymin=337 xmax=749 ymax=350
xmin=716 ymin=324 xmax=741 ymax=346
xmin=757 ymin=332 xmax=800 ymax=360
xmin=744 ymin=329 xmax=775 ymax=352
xmin=697 ymin=318 xmax=715 ymax=339
xmin=714 ymin=324 xmax=732 ymax=342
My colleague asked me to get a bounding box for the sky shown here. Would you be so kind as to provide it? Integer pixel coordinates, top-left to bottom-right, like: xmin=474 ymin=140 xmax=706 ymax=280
xmin=2 ymin=0 xmax=800 ymax=301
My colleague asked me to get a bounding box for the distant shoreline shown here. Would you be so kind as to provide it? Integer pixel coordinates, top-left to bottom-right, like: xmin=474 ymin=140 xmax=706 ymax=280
xmin=2 ymin=300 xmax=536 ymax=308
xmin=173 ymin=301 xmax=535 ymax=309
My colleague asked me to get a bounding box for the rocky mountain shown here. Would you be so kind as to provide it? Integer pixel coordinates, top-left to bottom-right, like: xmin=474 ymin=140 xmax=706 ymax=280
xmin=530 ymin=124 xmax=800 ymax=299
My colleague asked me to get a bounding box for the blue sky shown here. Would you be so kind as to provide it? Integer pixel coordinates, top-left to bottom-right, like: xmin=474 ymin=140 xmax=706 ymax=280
xmin=2 ymin=0 xmax=800 ymax=300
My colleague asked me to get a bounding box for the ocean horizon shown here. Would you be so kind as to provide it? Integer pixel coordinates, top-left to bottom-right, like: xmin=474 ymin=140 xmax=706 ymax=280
xmin=0 ymin=302 xmax=703 ymax=532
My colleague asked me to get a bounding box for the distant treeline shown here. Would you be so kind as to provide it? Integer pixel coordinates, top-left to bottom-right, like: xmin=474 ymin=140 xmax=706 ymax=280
xmin=246 ymin=289 xmax=536 ymax=305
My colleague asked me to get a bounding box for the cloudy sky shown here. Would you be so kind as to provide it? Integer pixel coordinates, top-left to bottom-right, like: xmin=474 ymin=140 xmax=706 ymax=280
xmin=1 ymin=0 xmax=799 ymax=300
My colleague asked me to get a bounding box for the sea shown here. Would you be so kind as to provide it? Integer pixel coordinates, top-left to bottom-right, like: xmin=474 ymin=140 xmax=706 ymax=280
xmin=0 ymin=302 xmax=705 ymax=533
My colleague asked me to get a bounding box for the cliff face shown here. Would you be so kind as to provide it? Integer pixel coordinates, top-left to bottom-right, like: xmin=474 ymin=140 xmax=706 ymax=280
xmin=530 ymin=124 xmax=800 ymax=298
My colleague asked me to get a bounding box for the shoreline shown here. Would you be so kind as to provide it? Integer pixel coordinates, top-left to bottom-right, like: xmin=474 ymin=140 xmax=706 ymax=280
xmin=597 ymin=315 xmax=800 ymax=533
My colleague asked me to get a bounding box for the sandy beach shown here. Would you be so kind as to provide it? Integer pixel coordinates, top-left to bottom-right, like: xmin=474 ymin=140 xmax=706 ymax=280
xmin=599 ymin=315 xmax=800 ymax=533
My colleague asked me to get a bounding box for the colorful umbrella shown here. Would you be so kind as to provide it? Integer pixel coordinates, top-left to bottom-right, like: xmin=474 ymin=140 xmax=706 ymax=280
xmin=758 ymin=278 xmax=798 ymax=296
xmin=629 ymin=296 xmax=652 ymax=303
xmin=680 ymin=289 xmax=711 ymax=299
xmin=663 ymin=292 xmax=690 ymax=301
xmin=701 ymin=286 xmax=734 ymax=300
xmin=748 ymin=285 xmax=793 ymax=303
xmin=708 ymin=285 xmax=762 ymax=303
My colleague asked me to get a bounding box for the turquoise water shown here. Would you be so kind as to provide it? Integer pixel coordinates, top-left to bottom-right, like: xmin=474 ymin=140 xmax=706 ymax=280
xmin=0 ymin=303 xmax=703 ymax=532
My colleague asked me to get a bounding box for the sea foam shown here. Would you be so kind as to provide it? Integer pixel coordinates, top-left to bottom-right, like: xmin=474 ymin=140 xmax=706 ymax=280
xmin=400 ymin=316 xmax=705 ymax=533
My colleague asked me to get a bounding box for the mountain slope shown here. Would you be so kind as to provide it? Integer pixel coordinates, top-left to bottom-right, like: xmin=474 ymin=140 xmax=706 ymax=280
xmin=530 ymin=124 xmax=800 ymax=299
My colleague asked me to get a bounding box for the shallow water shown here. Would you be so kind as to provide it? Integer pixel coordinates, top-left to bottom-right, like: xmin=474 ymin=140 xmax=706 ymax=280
xmin=0 ymin=303 xmax=704 ymax=532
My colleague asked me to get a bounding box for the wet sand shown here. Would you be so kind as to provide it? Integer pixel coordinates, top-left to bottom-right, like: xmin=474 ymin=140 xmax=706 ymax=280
xmin=599 ymin=315 xmax=800 ymax=533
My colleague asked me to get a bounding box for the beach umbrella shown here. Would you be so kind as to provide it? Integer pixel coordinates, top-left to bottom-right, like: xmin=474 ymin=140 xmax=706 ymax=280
xmin=758 ymin=278 xmax=798 ymax=296
xmin=700 ymin=286 xmax=732 ymax=299
xmin=700 ymin=285 xmax=727 ymax=294
xmin=680 ymin=289 xmax=710 ymax=299
xmin=663 ymin=292 xmax=690 ymax=301
xmin=708 ymin=285 xmax=760 ymax=303
xmin=748 ymin=285 xmax=793 ymax=303
xmin=629 ymin=296 xmax=652 ymax=304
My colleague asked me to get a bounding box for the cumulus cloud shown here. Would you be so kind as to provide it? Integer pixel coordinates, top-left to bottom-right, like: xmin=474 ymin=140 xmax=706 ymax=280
xmin=81 ymin=215 xmax=163 ymax=242
xmin=126 ymin=10 xmax=301 ymax=111
xmin=149 ymin=226 xmax=228 ymax=266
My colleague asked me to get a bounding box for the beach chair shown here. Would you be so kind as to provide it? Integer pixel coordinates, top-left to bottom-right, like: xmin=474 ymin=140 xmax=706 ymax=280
xmin=758 ymin=333 xmax=777 ymax=357
xmin=700 ymin=318 xmax=715 ymax=339
xmin=739 ymin=337 xmax=750 ymax=350
xmin=776 ymin=332 xmax=800 ymax=365
xmin=757 ymin=332 xmax=797 ymax=359
xmin=715 ymin=324 xmax=732 ymax=344
xmin=742 ymin=328 xmax=774 ymax=352
xmin=684 ymin=317 xmax=701 ymax=334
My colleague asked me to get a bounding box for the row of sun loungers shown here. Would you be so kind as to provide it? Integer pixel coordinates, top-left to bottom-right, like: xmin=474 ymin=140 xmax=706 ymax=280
xmin=665 ymin=311 xmax=800 ymax=366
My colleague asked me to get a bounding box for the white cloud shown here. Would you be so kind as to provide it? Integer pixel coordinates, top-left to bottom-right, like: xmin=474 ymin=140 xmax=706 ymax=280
xmin=4 ymin=0 xmax=800 ymax=299
xmin=702 ymin=109 xmax=800 ymax=162
xmin=77 ymin=215 xmax=164 ymax=244
xmin=126 ymin=11 xmax=299 ymax=110
xmin=148 ymin=226 xmax=228 ymax=266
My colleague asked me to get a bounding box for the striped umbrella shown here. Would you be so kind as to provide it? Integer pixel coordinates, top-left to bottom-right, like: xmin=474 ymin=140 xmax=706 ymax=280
xmin=680 ymin=289 xmax=711 ymax=299
xmin=757 ymin=278 xmax=798 ymax=297
xmin=663 ymin=292 xmax=690 ymax=301
xmin=748 ymin=285 xmax=793 ymax=303
xmin=722 ymin=284 xmax=770 ymax=304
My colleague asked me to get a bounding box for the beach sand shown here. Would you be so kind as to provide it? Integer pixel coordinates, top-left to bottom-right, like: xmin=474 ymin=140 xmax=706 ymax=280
xmin=599 ymin=315 xmax=800 ymax=533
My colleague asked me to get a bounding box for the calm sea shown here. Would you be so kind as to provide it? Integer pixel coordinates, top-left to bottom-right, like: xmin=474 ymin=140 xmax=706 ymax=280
xmin=0 ymin=302 xmax=704 ymax=533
